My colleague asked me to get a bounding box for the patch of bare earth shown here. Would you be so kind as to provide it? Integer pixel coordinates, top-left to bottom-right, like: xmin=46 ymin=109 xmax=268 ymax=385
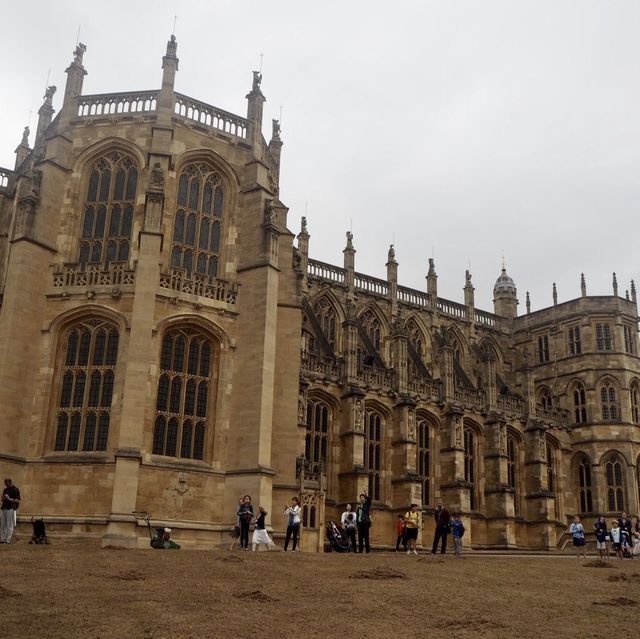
xmin=592 ymin=597 xmax=638 ymax=607
xmin=350 ymin=566 xmax=406 ymax=580
xmin=607 ymin=572 xmax=640 ymax=583
xmin=583 ymin=560 xmax=614 ymax=568
xmin=3 ymin=543 xmax=640 ymax=638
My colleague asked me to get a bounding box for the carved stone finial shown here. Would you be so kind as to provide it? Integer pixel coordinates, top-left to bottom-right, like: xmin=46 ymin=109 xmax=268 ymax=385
xmin=526 ymin=291 xmax=531 ymax=314
xmin=428 ymin=257 xmax=436 ymax=276
xmin=465 ymin=269 xmax=472 ymax=285
xmin=73 ymin=43 xmax=87 ymax=65
xmin=252 ymin=70 xmax=262 ymax=91
xmin=166 ymin=34 xmax=178 ymax=57
xmin=388 ymin=244 xmax=395 ymax=261
xmin=613 ymin=272 xmax=619 ymax=296
xmin=300 ymin=216 xmax=308 ymax=235
xmin=552 ymin=282 xmax=558 ymax=305
xmin=20 ymin=126 xmax=30 ymax=146
xmin=580 ymin=272 xmax=586 ymax=296
xmin=44 ymin=86 xmax=57 ymax=103
xmin=272 ymin=118 xmax=281 ymax=139
xmin=631 ymin=279 xmax=637 ymax=304
xmin=345 ymin=230 xmax=354 ymax=250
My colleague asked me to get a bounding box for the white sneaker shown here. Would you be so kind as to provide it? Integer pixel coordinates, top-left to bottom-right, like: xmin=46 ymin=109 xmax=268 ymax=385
xmin=406 ymin=550 xmax=411 ymax=555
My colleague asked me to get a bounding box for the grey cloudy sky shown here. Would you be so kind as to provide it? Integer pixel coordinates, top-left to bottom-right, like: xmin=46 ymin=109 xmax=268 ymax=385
xmin=2 ymin=1 xmax=639 ymax=312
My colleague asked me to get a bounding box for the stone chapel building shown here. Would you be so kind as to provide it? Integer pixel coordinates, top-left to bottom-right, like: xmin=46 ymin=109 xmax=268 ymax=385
xmin=0 ymin=37 xmax=638 ymax=550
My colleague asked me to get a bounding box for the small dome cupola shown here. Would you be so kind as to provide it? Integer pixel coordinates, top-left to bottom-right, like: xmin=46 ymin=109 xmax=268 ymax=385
xmin=494 ymin=268 xmax=517 ymax=297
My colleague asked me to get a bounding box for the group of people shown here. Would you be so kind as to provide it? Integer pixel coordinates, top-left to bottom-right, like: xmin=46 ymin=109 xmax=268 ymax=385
xmin=230 ymin=495 xmax=304 ymax=552
xmin=570 ymin=511 xmax=640 ymax=560
xmin=394 ymin=500 xmax=465 ymax=556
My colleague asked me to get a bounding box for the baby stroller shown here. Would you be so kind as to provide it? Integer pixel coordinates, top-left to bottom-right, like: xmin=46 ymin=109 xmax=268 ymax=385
xmin=325 ymin=521 xmax=351 ymax=553
xmin=28 ymin=517 xmax=49 ymax=544
xmin=132 ymin=511 xmax=180 ymax=549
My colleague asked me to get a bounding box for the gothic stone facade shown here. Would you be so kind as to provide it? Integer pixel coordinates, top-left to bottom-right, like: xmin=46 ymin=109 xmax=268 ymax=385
xmin=0 ymin=38 xmax=638 ymax=550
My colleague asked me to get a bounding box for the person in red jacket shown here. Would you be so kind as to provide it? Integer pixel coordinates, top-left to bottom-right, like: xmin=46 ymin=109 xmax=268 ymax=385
xmin=431 ymin=499 xmax=451 ymax=555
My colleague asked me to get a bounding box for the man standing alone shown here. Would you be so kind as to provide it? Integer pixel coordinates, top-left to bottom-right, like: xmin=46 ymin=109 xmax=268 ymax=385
xmin=1 ymin=478 xmax=20 ymax=544
xmin=431 ymin=499 xmax=450 ymax=555
xmin=356 ymin=492 xmax=372 ymax=553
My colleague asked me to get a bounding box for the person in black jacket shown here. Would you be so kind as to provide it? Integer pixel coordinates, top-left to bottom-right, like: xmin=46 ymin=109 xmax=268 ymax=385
xmin=356 ymin=491 xmax=372 ymax=553
xmin=431 ymin=499 xmax=451 ymax=555
xmin=618 ymin=512 xmax=633 ymax=538
xmin=237 ymin=494 xmax=254 ymax=551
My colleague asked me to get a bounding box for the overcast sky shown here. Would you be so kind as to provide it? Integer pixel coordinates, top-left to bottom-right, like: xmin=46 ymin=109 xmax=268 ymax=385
xmin=2 ymin=1 xmax=639 ymax=312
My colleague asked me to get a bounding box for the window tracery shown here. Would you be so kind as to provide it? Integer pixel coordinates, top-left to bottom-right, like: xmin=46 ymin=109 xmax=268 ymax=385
xmin=54 ymin=320 xmax=119 ymax=452
xmin=153 ymin=328 xmax=214 ymax=460
xmin=171 ymin=163 xmax=223 ymax=280
xmin=79 ymin=152 xmax=138 ymax=268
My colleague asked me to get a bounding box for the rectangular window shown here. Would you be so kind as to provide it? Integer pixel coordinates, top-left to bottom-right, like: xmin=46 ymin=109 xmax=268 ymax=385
xmin=624 ymin=325 xmax=635 ymax=354
xmin=596 ymin=324 xmax=612 ymax=351
xmin=568 ymin=326 xmax=582 ymax=355
xmin=537 ymin=335 xmax=550 ymax=363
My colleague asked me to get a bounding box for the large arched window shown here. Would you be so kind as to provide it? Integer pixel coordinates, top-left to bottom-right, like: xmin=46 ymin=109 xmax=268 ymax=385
xmin=153 ymin=328 xmax=215 ymax=460
xmin=305 ymin=398 xmax=330 ymax=468
xmin=416 ymin=416 xmax=431 ymax=506
xmin=54 ymin=320 xmax=119 ymax=451
xmin=575 ymin=454 xmax=593 ymax=513
xmin=407 ymin=319 xmax=429 ymax=380
xmin=360 ymin=309 xmax=382 ymax=352
xmin=600 ymin=379 xmax=619 ymax=422
xmin=171 ymin=163 xmax=224 ymax=280
xmin=313 ymin=298 xmax=337 ymax=352
xmin=572 ymin=382 xmax=587 ymax=424
xmin=365 ymin=409 xmax=383 ymax=500
xmin=506 ymin=434 xmax=519 ymax=515
xmin=604 ymin=455 xmax=625 ymax=512
xmin=463 ymin=426 xmax=477 ymax=510
xmin=79 ymin=152 xmax=138 ymax=268
xmin=630 ymin=382 xmax=640 ymax=424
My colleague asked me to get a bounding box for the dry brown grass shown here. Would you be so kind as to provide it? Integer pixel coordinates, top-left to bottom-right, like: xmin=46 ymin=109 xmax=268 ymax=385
xmin=1 ymin=542 xmax=639 ymax=638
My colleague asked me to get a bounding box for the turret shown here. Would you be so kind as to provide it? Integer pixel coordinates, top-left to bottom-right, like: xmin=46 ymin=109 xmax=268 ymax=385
xmin=35 ymin=86 xmax=56 ymax=147
xmin=14 ymin=126 xmax=30 ymax=170
xmin=386 ymin=244 xmax=398 ymax=318
xmin=246 ymin=70 xmax=265 ymax=149
xmin=426 ymin=258 xmax=437 ymax=308
xmin=297 ymin=216 xmax=309 ymax=289
xmin=493 ymin=268 xmax=517 ymax=319
xmin=63 ymin=43 xmax=87 ymax=108
xmin=158 ymin=35 xmax=179 ymax=117
xmin=343 ymin=231 xmax=355 ymax=301
xmin=463 ymin=269 xmax=474 ymax=319
xmin=268 ymin=118 xmax=283 ymax=191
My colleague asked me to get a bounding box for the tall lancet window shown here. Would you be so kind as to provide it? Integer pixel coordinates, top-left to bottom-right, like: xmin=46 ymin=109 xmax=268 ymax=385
xmin=54 ymin=320 xmax=119 ymax=451
xmin=79 ymin=152 xmax=138 ymax=268
xmin=153 ymin=328 xmax=215 ymax=460
xmin=171 ymin=163 xmax=224 ymax=280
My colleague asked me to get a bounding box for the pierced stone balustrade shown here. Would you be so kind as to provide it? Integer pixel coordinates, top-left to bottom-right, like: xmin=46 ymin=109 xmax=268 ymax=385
xmin=307 ymin=259 xmax=346 ymax=284
xmin=174 ymin=93 xmax=249 ymax=139
xmin=159 ymin=268 xmax=238 ymax=304
xmin=537 ymin=406 xmax=570 ymax=426
xmin=356 ymin=365 xmax=394 ymax=389
xmin=354 ymin=272 xmax=388 ymax=296
xmin=408 ymin=377 xmax=443 ymax=402
xmin=453 ymin=387 xmax=486 ymax=410
xmin=398 ymin=286 xmax=430 ymax=307
xmin=52 ymin=262 xmax=136 ymax=290
xmin=76 ymin=91 xmax=159 ymax=118
xmin=437 ymin=298 xmax=467 ymax=319
xmin=474 ymin=309 xmax=499 ymax=328
xmin=496 ymin=394 xmax=526 ymax=417
xmin=300 ymin=354 xmax=342 ymax=379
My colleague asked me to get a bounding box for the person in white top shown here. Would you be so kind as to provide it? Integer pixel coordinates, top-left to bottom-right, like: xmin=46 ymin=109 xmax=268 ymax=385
xmin=610 ymin=521 xmax=623 ymax=560
xmin=341 ymin=504 xmax=357 ymax=553
xmin=283 ymin=496 xmax=301 ymax=551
